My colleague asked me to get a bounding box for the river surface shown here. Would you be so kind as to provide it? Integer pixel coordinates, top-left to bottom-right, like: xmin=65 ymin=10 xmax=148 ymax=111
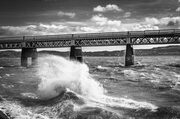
xmin=0 ymin=55 xmax=180 ymax=119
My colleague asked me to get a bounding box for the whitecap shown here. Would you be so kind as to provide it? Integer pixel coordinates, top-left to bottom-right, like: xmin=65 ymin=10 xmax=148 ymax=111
xmin=37 ymin=55 xmax=105 ymax=99
xmin=0 ymin=101 xmax=49 ymax=119
xmin=5 ymin=74 xmax=11 ymax=77
xmin=1 ymin=84 xmax=14 ymax=88
xmin=21 ymin=92 xmax=39 ymax=99
xmin=36 ymin=55 xmax=158 ymax=113
xmin=97 ymin=65 xmax=109 ymax=70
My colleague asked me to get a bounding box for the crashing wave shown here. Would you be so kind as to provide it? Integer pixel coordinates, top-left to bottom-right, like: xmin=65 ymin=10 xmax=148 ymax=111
xmin=0 ymin=55 xmax=159 ymax=119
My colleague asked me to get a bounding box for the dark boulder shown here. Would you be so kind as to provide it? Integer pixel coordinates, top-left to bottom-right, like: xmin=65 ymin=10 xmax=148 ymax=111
xmin=0 ymin=110 xmax=9 ymax=119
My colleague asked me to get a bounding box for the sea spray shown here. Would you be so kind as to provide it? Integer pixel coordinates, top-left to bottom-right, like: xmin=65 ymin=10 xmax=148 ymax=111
xmin=37 ymin=55 xmax=105 ymax=99
xmin=37 ymin=55 xmax=158 ymax=111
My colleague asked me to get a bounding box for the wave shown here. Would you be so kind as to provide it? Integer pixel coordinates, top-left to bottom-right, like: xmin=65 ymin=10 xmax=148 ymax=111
xmin=167 ymin=63 xmax=180 ymax=68
xmin=37 ymin=56 xmax=105 ymax=99
xmin=0 ymin=89 xmax=158 ymax=119
xmin=0 ymin=100 xmax=48 ymax=119
xmin=0 ymin=55 xmax=158 ymax=119
xmin=96 ymin=65 xmax=109 ymax=71
xmin=36 ymin=56 xmax=157 ymax=110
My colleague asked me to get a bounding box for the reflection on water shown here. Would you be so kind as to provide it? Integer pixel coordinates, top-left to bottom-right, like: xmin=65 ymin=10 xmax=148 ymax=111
xmin=0 ymin=56 xmax=180 ymax=119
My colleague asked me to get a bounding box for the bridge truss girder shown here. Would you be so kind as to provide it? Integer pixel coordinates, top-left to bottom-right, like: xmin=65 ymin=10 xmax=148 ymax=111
xmin=0 ymin=36 xmax=180 ymax=49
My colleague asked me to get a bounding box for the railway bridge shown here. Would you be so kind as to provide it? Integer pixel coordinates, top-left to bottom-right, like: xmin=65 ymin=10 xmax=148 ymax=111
xmin=0 ymin=29 xmax=180 ymax=67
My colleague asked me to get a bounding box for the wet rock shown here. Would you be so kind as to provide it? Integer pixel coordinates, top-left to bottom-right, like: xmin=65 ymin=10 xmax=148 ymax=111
xmin=0 ymin=110 xmax=9 ymax=119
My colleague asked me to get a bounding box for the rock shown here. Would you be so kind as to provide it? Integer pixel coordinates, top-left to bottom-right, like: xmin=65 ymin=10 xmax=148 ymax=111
xmin=0 ymin=110 xmax=9 ymax=119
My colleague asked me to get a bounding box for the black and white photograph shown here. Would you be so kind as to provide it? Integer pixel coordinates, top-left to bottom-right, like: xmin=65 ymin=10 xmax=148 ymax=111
xmin=0 ymin=0 xmax=180 ymax=118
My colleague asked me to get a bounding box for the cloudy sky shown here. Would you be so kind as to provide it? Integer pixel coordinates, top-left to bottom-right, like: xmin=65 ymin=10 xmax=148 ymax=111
xmin=0 ymin=0 xmax=179 ymax=51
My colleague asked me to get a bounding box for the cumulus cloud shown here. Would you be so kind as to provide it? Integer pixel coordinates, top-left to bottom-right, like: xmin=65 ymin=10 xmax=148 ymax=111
xmin=123 ymin=12 xmax=131 ymax=18
xmin=145 ymin=17 xmax=180 ymax=27
xmin=145 ymin=17 xmax=160 ymax=25
xmin=176 ymin=7 xmax=180 ymax=12
xmin=91 ymin=14 xmax=121 ymax=26
xmin=0 ymin=24 xmax=70 ymax=36
xmin=93 ymin=4 xmax=123 ymax=12
xmin=57 ymin=11 xmax=76 ymax=18
xmin=0 ymin=14 xmax=162 ymax=36
xmin=0 ymin=22 xmax=159 ymax=36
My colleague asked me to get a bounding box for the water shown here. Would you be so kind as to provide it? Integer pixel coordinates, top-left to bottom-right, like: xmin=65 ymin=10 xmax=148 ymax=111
xmin=0 ymin=55 xmax=180 ymax=119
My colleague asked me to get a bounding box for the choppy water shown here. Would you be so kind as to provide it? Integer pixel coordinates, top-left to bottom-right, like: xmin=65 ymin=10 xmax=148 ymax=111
xmin=0 ymin=55 xmax=180 ymax=119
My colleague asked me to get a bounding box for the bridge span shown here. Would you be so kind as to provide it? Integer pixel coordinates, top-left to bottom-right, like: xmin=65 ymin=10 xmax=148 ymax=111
xmin=0 ymin=29 xmax=180 ymax=67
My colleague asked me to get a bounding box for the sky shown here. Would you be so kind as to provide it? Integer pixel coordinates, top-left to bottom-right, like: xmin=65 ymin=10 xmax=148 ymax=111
xmin=0 ymin=0 xmax=179 ymax=51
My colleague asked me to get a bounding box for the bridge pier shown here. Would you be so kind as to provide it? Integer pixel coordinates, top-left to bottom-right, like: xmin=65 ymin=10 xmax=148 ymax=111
xmin=70 ymin=46 xmax=83 ymax=62
xmin=125 ymin=44 xmax=134 ymax=66
xmin=21 ymin=48 xmax=38 ymax=67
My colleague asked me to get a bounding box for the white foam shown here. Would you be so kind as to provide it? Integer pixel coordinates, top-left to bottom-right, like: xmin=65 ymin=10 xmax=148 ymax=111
xmin=174 ymin=73 xmax=180 ymax=81
xmin=5 ymin=74 xmax=11 ymax=77
xmin=5 ymin=73 xmax=14 ymax=77
xmin=74 ymin=91 xmax=158 ymax=111
xmin=1 ymin=84 xmax=14 ymax=88
xmin=97 ymin=65 xmax=109 ymax=70
xmin=37 ymin=56 xmax=105 ymax=99
xmin=98 ymin=96 xmax=158 ymax=111
xmin=21 ymin=92 xmax=38 ymax=99
xmin=122 ymin=70 xmax=138 ymax=77
xmin=37 ymin=55 xmax=158 ymax=111
xmin=0 ymin=101 xmax=49 ymax=119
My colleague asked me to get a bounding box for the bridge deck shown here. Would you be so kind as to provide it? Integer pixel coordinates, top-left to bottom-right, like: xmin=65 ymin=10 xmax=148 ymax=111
xmin=0 ymin=29 xmax=180 ymax=49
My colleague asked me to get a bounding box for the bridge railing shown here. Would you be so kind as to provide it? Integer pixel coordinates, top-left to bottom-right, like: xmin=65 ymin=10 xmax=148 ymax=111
xmin=129 ymin=31 xmax=145 ymax=36
xmin=0 ymin=29 xmax=179 ymax=42
xmin=157 ymin=29 xmax=175 ymax=35
xmin=144 ymin=29 xmax=177 ymax=36
xmin=24 ymin=34 xmax=73 ymax=41
xmin=0 ymin=36 xmax=23 ymax=42
xmin=73 ymin=31 xmax=128 ymax=38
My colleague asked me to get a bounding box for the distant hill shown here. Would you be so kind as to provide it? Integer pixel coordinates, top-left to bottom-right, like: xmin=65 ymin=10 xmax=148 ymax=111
xmin=0 ymin=45 xmax=179 ymax=57
xmin=135 ymin=45 xmax=180 ymax=56
xmin=0 ymin=50 xmax=21 ymax=58
xmin=39 ymin=50 xmax=68 ymax=57
xmin=83 ymin=46 xmax=180 ymax=56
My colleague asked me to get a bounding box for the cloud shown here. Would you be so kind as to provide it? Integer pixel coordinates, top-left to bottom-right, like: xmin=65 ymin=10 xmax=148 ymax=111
xmin=89 ymin=15 xmax=158 ymax=32
xmin=0 ymin=16 xmax=160 ymax=36
xmin=145 ymin=17 xmax=180 ymax=27
xmin=57 ymin=11 xmax=76 ymax=18
xmin=145 ymin=17 xmax=160 ymax=25
xmin=176 ymin=7 xmax=180 ymax=12
xmin=91 ymin=14 xmax=121 ymax=27
xmin=93 ymin=4 xmax=123 ymax=12
xmin=0 ymin=14 xmax=161 ymax=36
xmin=0 ymin=24 xmax=70 ymax=36
xmin=123 ymin=12 xmax=131 ymax=18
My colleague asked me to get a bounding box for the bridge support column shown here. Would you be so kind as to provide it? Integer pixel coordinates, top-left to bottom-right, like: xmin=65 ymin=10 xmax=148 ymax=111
xmin=21 ymin=48 xmax=38 ymax=67
xmin=70 ymin=46 xmax=83 ymax=62
xmin=21 ymin=48 xmax=28 ymax=67
xmin=125 ymin=44 xmax=134 ymax=66
xmin=31 ymin=48 xmax=38 ymax=66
